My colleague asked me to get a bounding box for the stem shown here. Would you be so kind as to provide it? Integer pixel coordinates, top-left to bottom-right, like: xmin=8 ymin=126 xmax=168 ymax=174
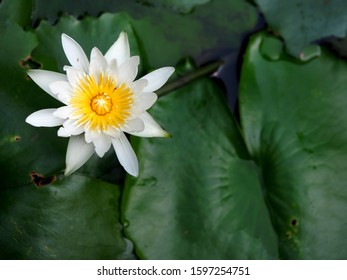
xmin=157 ymin=60 xmax=224 ymax=97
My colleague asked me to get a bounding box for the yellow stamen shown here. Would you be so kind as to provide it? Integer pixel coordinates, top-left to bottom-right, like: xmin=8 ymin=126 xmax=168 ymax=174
xmin=70 ymin=73 xmax=133 ymax=132
xmin=91 ymin=93 xmax=112 ymax=115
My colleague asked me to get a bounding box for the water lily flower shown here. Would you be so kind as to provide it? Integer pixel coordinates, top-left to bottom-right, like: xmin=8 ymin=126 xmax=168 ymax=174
xmin=26 ymin=32 xmax=174 ymax=177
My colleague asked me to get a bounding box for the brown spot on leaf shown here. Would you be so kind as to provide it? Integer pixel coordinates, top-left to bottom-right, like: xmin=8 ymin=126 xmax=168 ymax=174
xmin=29 ymin=171 xmax=56 ymax=188
xmin=291 ymin=219 xmax=298 ymax=227
xmin=19 ymin=56 xmax=42 ymax=70
xmin=9 ymin=135 xmax=21 ymax=142
xmin=285 ymin=231 xmax=292 ymax=239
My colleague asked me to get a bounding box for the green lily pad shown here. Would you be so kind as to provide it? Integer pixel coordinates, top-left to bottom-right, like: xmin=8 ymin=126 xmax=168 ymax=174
xmin=0 ymin=174 xmax=135 ymax=259
xmin=136 ymin=0 xmax=210 ymax=13
xmin=33 ymin=0 xmax=209 ymax=19
xmin=32 ymin=0 xmax=257 ymax=69
xmin=130 ymin=0 xmax=258 ymax=68
xmin=122 ymin=78 xmax=278 ymax=259
xmin=0 ymin=20 xmax=68 ymax=188
xmin=260 ymin=36 xmax=284 ymax=61
xmin=255 ymin=0 xmax=347 ymax=57
xmin=239 ymin=32 xmax=347 ymax=259
xmin=0 ymin=0 xmax=34 ymax=27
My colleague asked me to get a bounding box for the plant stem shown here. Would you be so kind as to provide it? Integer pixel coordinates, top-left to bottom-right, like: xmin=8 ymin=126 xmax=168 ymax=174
xmin=157 ymin=60 xmax=224 ymax=97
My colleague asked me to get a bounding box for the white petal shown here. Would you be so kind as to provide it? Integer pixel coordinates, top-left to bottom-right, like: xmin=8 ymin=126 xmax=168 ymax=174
xmin=64 ymin=135 xmax=94 ymax=176
xmin=104 ymin=127 xmax=121 ymax=138
xmin=93 ymin=133 xmax=112 ymax=157
xmin=104 ymin=32 xmax=130 ymax=65
xmin=58 ymin=119 xmax=84 ymax=137
xmin=49 ymin=81 xmax=73 ymax=104
xmin=107 ymin=59 xmax=119 ymax=81
xmin=112 ymin=132 xmax=139 ymax=177
xmin=132 ymin=79 xmax=148 ymax=94
xmin=138 ymin=92 xmax=158 ymax=111
xmin=61 ymin=33 xmax=89 ymax=72
xmin=123 ymin=118 xmax=145 ymax=133
xmin=141 ymin=67 xmax=175 ymax=92
xmin=89 ymin=47 xmax=107 ymax=81
xmin=84 ymin=130 xmax=98 ymax=143
xmin=63 ymin=66 xmax=84 ymax=88
xmin=117 ymin=56 xmax=140 ymax=85
xmin=26 ymin=109 xmax=65 ymax=127
xmin=132 ymin=92 xmax=158 ymax=116
xmin=28 ymin=69 xmax=67 ymax=100
xmin=128 ymin=112 xmax=169 ymax=138
xmin=53 ymin=106 xmax=71 ymax=119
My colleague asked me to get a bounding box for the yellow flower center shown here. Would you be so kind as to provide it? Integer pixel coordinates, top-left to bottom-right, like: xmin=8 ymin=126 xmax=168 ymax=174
xmin=70 ymin=73 xmax=133 ymax=132
xmin=91 ymin=93 xmax=112 ymax=115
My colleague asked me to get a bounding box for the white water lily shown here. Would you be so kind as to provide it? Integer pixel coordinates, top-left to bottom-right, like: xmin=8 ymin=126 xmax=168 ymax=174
xmin=26 ymin=32 xmax=174 ymax=177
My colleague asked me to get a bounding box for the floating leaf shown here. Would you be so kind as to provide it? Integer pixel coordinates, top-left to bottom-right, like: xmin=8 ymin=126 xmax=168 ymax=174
xmin=0 ymin=0 xmax=34 ymax=27
xmin=0 ymin=19 xmax=67 ymax=187
xmin=137 ymin=0 xmax=210 ymax=14
xmin=122 ymin=78 xmax=278 ymax=259
xmin=239 ymin=32 xmax=347 ymax=259
xmin=255 ymin=0 xmax=347 ymax=57
xmin=0 ymin=175 xmax=135 ymax=259
xmin=32 ymin=0 xmax=258 ymax=68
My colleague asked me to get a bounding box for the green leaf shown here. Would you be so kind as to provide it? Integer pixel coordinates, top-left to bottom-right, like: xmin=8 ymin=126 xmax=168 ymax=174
xmin=32 ymin=0 xmax=133 ymax=23
xmin=130 ymin=0 xmax=258 ymax=68
xmin=136 ymin=0 xmax=210 ymax=14
xmin=32 ymin=0 xmax=210 ymax=22
xmin=239 ymin=32 xmax=347 ymax=259
xmin=0 ymin=175 xmax=135 ymax=259
xmin=255 ymin=0 xmax=347 ymax=57
xmin=32 ymin=0 xmax=257 ymax=69
xmin=0 ymin=21 xmax=67 ymax=188
xmin=122 ymin=78 xmax=278 ymax=259
xmin=0 ymin=0 xmax=34 ymax=27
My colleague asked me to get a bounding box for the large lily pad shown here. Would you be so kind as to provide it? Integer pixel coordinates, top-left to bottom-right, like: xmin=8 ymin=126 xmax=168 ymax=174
xmin=0 ymin=20 xmax=68 ymax=188
xmin=0 ymin=0 xmax=34 ymax=27
xmin=239 ymin=32 xmax=347 ymax=259
xmin=130 ymin=0 xmax=258 ymax=68
xmin=33 ymin=0 xmax=209 ymax=21
xmin=0 ymin=174 xmax=134 ymax=259
xmin=138 ymin=0 xmax=210 ymax=13
xmin=32 ymin=0 xmax=257 ymax=69
xmin=122 ymin=78 xmax=278 ymax=259
xmin=255 ymin=0 xmax=347 ymax=57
